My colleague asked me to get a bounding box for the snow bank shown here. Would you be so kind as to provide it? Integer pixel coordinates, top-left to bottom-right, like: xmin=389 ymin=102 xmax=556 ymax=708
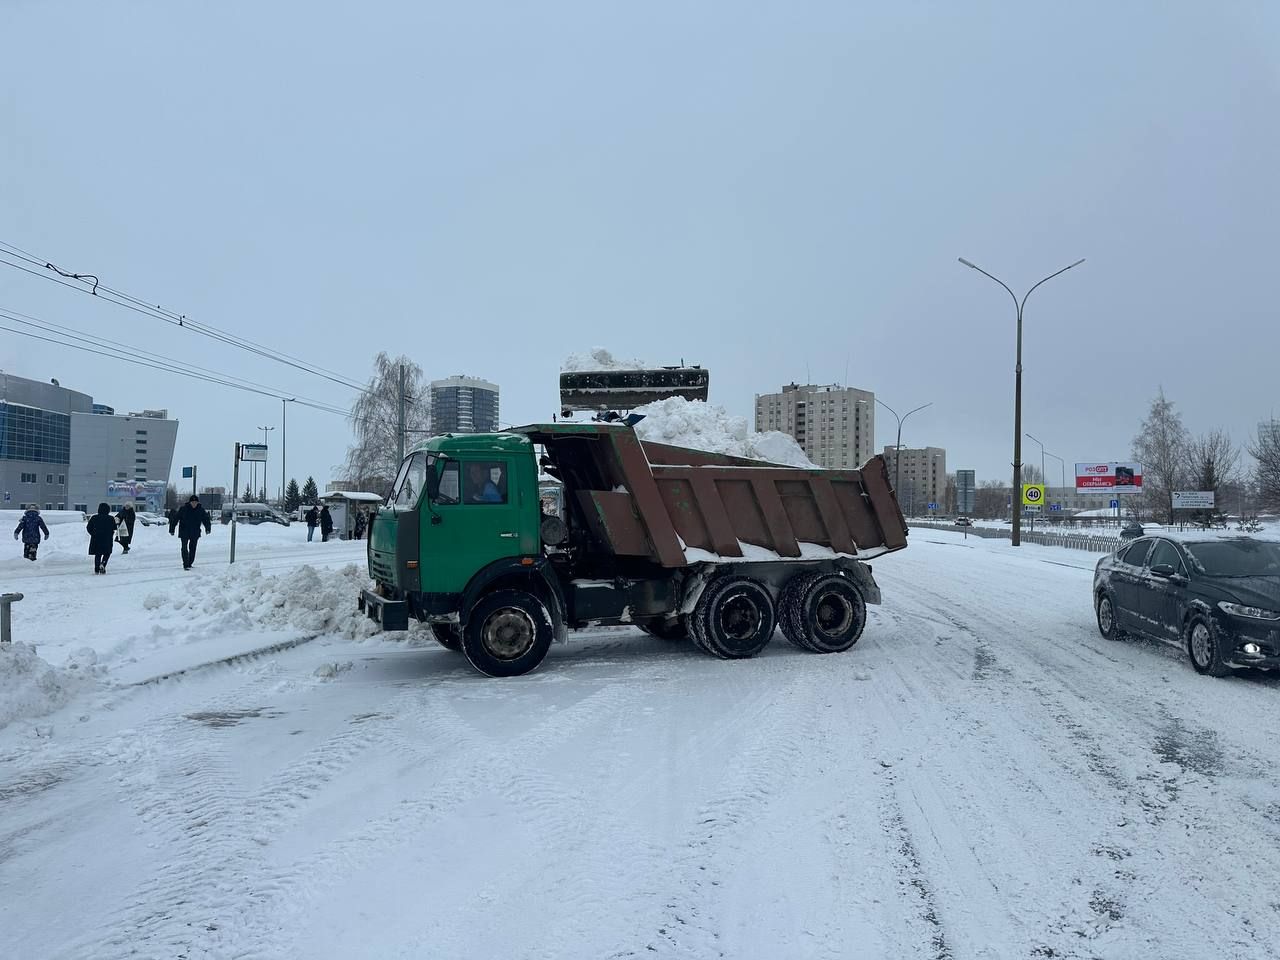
xmin=632 ymin=396 xmax=816 ymax=468
xmin=0 ymin=642 xmax=97 ymax=730
xmin=142 ymin=561 xmax=381 ymax=643
xmin=561 ymin=347 xmax=649 ymax=372
xmin=2 ymin=509 xmax=85 ymax=527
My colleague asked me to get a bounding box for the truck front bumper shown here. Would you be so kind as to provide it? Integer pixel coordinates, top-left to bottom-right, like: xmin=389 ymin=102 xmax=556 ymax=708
xmin=359 ymin=588 xmax=409 ymax=631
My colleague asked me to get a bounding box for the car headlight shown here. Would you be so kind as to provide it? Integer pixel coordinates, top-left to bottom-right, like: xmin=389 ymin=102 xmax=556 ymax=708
xmin=1218 ymin=601 xmax=1280 ymax=621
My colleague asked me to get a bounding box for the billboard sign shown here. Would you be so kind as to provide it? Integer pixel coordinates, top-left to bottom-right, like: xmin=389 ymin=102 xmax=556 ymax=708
xmin=1172 ymin=491 xmax=1215 ymax=510
xmin=1075 ymin=462 xmax=1143 ymax=493
xmin=240 ymin=443 xmax=268 ymax=463
xmin=956 ymin=470 xmax=976 ymax=514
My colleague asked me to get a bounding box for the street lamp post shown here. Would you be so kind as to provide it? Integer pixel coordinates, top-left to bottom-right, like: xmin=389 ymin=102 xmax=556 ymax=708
xmin=958 ymin=257 xmax=1084 ymax=545
xmin=875 ymin=398 xmax=932 ymax=501
xmin=259 ymin=425 xmax=275 ymax=501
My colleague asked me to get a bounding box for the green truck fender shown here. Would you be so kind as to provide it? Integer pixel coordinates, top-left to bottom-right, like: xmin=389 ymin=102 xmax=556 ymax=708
xmin=460 ymin=556 xmax=568 ymax=643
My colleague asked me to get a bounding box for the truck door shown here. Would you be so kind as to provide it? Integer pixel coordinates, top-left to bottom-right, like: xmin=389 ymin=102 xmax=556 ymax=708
xmin=424 ymin=457 xmax=530 ymax=595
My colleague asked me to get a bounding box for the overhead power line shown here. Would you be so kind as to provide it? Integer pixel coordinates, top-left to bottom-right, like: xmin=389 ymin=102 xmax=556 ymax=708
xmin=0 ymin=304 xmax=375 ymax=423
xmin=0 ymin=239 xmax=366 ymax=391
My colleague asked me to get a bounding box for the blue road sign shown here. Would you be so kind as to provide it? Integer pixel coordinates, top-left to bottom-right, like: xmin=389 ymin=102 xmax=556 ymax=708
xmin=927 ymin=502 xmax=938 ymax=510
xmin=182 ymin=466 xmax=194 ymax=479
xmin=1110 ymin=499 xmax=1120 ymax=509
xmin=1050 ymin=503 xmax=1062 ymax=511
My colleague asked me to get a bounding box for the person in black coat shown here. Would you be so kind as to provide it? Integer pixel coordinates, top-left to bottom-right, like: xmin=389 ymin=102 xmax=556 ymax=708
xmin=86 ymin=502 xmax=117 ymax=574
xmin=169 ymin=494 xmax=212 ymax=570
xmin=304 ymin=505 xmax=319 ymax=542
xmin=115 ymin=504 xmax=137 ymax=554
xmin=319 ymin=505 xmax=334 ymax=542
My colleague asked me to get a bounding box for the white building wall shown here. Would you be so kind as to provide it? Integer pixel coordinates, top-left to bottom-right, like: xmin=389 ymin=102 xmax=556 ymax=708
xmin=69 ymin=412 xmax=178 ymax=510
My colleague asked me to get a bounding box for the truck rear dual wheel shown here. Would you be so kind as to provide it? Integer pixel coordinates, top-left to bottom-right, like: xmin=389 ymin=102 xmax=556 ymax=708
xmin=691 ymin=576 xmax=776 ymax=659
xmin=637 ymin=617 xmax=689 ymax=641
xmin=462 ymin=590 xmax=553 ymax=678
xmin=781 ymin=573 xmax=866 ymax=654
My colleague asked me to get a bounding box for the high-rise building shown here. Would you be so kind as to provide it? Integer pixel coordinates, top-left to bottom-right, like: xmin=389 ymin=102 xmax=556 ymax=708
xmin=0 ymin=373 xmax=92 ymax=510
xmin=69 ymin=408 xmax=178 ymax=512
xmin=754 ymin=383 xmax=875 ymax=469
xmin=430 ymin=375 xmax=500 ymax=435
xmin=883 ymin=446 xmax=947 ymax=514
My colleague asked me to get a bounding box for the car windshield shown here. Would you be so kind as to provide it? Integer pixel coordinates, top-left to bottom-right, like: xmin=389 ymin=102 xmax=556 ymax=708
xmin=1183 ymin=539 xmax=1280 ymax=578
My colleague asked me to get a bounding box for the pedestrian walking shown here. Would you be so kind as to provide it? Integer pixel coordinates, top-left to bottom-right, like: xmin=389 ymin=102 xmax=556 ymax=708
xmin=169 ymin=494 xmax=212 ymax=570
xmin=86 ymin=503 xmax=117 ymax=574
xmin=353 ymin=509 xmax=367 ymax=540
xmin=319 ymin=505 xmax=334 ymax=542
xmin=13 ymin=506 xmax=50 ymax=562
xmin=305 ymin=504 xmax=319 ymax=542
xmin=115 ymin=503 xmax=137 ymax=554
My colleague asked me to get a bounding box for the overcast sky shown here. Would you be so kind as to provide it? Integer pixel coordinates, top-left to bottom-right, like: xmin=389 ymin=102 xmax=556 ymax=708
xmin=3 ymin=1 xmax=1277 ymax=493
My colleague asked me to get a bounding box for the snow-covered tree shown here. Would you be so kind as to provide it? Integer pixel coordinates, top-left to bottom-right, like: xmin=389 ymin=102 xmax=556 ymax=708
xmin=344 ymin=352 xmax=432 ymax=495
xmin=284 ymin=478 xmax=302 ymax=513
xmin=1248 ymin=419 xmax=1280 ymax=511
xmin=1132 ymin=388 xmax=1189 ymax=523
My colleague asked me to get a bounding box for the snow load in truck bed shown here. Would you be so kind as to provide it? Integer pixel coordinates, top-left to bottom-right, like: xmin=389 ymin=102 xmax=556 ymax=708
xmin=632 ymin=396 xmax=815 ymax=468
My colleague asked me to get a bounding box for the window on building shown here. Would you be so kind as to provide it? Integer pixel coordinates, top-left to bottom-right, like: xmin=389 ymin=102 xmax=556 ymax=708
xmin=136 ymin=430 xmax=147 ymax=435
xmin=21 ymin=472 xmax=36 ymax=483
xmin=74 ymin=503 xmax=88 ymax=513
xmin=136 ymin=437 xmax=147 ymax=444
xmin=46 ymin=473 xmax=54 ymax=483
xmin=44 ymin=503 xmax=53 ymax=510
xmin=135 ymin=458 xmax=147 ymax=465
xmin=58 ymin=474 xmax=65 ymax=484
xmin=116 ymin=472 xmax=128 ymax=479
xmin=57 ymin=503 xmax=65 ymax=510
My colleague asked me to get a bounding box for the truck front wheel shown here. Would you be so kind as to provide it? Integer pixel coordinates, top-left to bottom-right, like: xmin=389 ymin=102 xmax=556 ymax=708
xmin=431 ymin=624 xmax=463 ymax=651
xmin=462 ymin=590 xmax=553 ymax=677
xmin=693 ymin=577 xmax=776 ymax=659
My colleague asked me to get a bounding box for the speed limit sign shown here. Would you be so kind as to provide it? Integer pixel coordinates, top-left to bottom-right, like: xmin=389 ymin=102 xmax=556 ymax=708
xmin=1022 ymin=484 xmax=1045 ymax=506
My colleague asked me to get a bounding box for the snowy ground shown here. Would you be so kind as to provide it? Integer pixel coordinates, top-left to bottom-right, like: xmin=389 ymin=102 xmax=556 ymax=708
xmin=2 ymin=528 xmax=1279 ymax=959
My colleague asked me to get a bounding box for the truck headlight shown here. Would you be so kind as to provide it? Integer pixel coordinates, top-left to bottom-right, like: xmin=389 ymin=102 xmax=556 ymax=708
xmin=1218 ymin=601 xmax=1280 ymax=621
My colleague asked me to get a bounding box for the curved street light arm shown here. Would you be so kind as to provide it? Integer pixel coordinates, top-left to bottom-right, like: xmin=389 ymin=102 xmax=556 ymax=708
xmin=958 ymin=257 xmax=1018 ymax=313
xmin=1020 ymin=259 xmax=1086 ymax=312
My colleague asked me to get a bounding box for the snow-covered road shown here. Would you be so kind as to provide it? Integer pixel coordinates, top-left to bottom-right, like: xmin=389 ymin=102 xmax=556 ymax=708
xmin=3 ymin=530 xmax=1279 ymax=959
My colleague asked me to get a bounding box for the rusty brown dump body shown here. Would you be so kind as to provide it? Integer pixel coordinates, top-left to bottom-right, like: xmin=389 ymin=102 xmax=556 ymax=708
xmin=516 ymin=422 xmax=908 ymax=567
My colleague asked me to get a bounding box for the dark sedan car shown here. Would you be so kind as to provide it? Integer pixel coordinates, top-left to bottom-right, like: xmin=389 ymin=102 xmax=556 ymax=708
xmin=1094 ymin=535 xmax=1280 ymax=676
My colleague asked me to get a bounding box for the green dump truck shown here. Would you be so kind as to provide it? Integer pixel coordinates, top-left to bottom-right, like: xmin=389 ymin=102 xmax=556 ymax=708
xmin=359 ymin=422 xmax=909 ymax=677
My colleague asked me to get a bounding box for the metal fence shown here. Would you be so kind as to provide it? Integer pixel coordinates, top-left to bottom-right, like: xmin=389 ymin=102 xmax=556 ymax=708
xmin=908 ymin=521 xmax=1120 ymax=553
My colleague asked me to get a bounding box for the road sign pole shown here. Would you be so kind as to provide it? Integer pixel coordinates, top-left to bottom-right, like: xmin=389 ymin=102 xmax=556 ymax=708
xmin=230 ymin=444 xmax=240 ymax=565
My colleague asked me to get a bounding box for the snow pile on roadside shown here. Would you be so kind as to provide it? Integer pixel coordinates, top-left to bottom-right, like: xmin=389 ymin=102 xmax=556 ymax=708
xmin=0 ymin=643 xmax=98 ymax=730
xmin=561 ymin=347 xmax=649 ymax=372
xmin=633 ymin=396 xmax=816 ymax=467
xmin=145 ymin=561 xmax=382 ymax=642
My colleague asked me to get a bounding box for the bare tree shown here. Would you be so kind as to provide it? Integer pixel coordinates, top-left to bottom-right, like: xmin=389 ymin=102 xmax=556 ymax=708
xmin=1132 ymin=388 xmax=1189 ymax=523
xmin=1248 ymin=419 xmax=1280 ymax=511
xmin=974 ymin=480 xmax=1009 ymax=520
xmin=1184 ymin=429 xmax=1238 ymax=525
xmin=345 ymin=353 xmax=432 ymax=495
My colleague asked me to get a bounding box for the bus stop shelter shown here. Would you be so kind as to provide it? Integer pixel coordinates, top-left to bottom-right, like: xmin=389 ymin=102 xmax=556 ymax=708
xmin=319 ymin=491 xmax=383 ymax=539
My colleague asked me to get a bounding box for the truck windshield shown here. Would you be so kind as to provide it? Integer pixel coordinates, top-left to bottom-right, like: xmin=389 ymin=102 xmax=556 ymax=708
xmin=390 ymin=452 xmax=430 ymax=510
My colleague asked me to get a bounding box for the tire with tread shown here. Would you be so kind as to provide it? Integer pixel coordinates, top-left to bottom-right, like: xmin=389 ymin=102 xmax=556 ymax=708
xmin=792 ymin=574 xmax=866 ymax=654
xmin=637 ymin=618 xmax=688 ymax=641
xmin=779 ymin=572 xmax=824 ymax=650
xmin=692 ymin=576 xmax=776 ymax=660
xmin=1095 ymin=592 xmax=1122 ymax=641
xmin=431 ymin=624 xmax=463 ymax=651
xmin=1186 ymin=615 xmax=1231 ymax=678
xmin=462 ymin=589 xmax=553 ymax=677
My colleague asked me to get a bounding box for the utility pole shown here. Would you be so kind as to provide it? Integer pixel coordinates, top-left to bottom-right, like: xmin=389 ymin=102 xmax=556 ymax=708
xmin=282 ymin=399 xmax=294 ymax=504
xmin=959 ymin=256 xmax=1085 ymax=546
xmin=259 ymin=425 xmax=275 ymax=501
xmin=397 ymin=364 xmax=406 ymax=465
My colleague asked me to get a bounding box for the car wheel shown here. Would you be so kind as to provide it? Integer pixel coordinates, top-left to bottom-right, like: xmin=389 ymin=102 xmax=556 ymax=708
xmin=1186 ymin=616 xmax=1231 ymax=678
xmin=1096 ymin=592 xmax=1122 ymax=641
xmin=462 ymin=590 xmax=553 ymax=677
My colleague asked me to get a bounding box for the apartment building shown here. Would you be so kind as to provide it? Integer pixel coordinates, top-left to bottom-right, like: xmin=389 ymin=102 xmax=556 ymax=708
xmin=754 ymin=383 xmax=875 ymax=469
